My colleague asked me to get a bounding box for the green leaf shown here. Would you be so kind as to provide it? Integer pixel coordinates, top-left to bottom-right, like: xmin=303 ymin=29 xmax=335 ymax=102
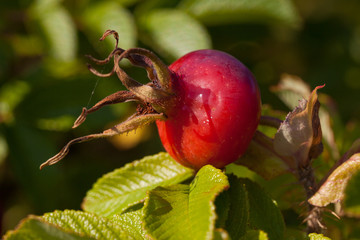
xmin=308 ymin=233 xmax=332 ymax=240
xmin=139 ymin=9 xmax=211 ymax=61
xmin=82 ymin=2 xmax=136 ymax=53
xmin=112 ymin=210 xmax=148 ymax=240
xmin=235 ymin=131 xmax=289 ymax=180
xmin=82 ymin=152 xmax=194 ymax=217
xmin=3 ymin=217 xmax=87 ymax=240
xmin=143 ymin=165 xmax=229 ymax=240
xmin=224 ymin=176 xmax=249 ymax=240
xmin=179 ymin=0 xmax=301 ymax=27
xmin=4 ymin=210 xmax=132 ymax=240
xmin=30 ymin=0 xmax=77 ymax=61
xmin=343 ymin=170 xmax=360 ymax=216
xmin=240 ymin=230 xmax=269 ymax=240
xmin=309 ymin=153 xmax=360 ymax=207
xmin=42 ymin=210 xmax=129 ymax=239
xmin=244 ymin=178 xmax=285 ymax=240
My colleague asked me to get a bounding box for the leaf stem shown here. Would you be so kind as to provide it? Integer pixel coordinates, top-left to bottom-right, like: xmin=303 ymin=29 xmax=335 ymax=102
xmin=259 ymin=115 xmax=282 ymax=129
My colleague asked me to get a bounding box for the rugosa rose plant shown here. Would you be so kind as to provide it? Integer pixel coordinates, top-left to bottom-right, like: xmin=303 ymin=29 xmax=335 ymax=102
xmin=4 ymin=30 xmax=360 ymax=240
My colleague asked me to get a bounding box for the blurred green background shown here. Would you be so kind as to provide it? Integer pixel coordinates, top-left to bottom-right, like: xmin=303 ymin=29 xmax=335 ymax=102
xmin=1 ymin=0 xmax=360 ymax=237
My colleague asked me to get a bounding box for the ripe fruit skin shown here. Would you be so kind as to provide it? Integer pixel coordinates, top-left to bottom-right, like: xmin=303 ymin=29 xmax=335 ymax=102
xmin=156 ymin=50 xmax=261 ymax=170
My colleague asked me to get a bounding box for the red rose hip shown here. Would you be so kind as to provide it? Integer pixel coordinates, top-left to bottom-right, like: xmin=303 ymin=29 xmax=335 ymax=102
xmin=41 ymin=30 xmax=261 ymax=170
xmin=156 ymin=50 xmax=261 ymax=170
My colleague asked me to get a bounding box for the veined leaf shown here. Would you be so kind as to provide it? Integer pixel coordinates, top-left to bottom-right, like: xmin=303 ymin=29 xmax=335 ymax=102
xmin=242 ymin=178 xmax=285 ymax=240
xmin=4 ymin=210 xmax=130 ymax=240
xmin=82 ymin=2 xmax=136 ymax=53
xmin=179 ymin=0 xmax=301 ymax=27
xmin=309 ymin=153 xmax=360 ymax=207
xmin=224 ymin=175 xmax=249 ymax=240
xmin=42 ymin=210 xmax=129 ymax=239
xmin=112 ymin=210 xmax=148 ymax=240
xmin=143 ymin=165 xmax=229 ymax=240
xmin=82 ymin=152 xmax=194 ymax=217
xmin=139 ymin=9 xmax=211 ymax=61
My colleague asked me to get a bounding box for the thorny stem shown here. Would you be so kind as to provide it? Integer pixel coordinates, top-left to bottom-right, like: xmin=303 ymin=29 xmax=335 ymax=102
xmin=298 ymin=163 xmax=324 ymax=234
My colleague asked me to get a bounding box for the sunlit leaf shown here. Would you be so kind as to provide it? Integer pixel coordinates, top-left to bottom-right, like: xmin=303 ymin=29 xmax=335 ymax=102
xmin=43 ymin=210 xmax=129 ymax=239
xmin=309 ymin=153 xmax=360 ymax=207
xmin=82 ymin=152 xmax=194 ymax=217
xmin=240 ymin=230 xmax=269 ymax=240
xmin=3 ymin=217 xmax=86 ymax=240
xmin=274 ymin=85 xmax=324 ymax=168
xmin=308 ymin=233 xmax=332 ymax=240
xmin=143 ymin=165 xmax=229 ymax=240
xmin=82 ymin=2 xmax=136 ymax=53
xmin=112 ymin=210 xmax=148 ymax=240
xmin=139 ymin=9 xmax=211 ymax=61
xmin=179 ymin=0 xmax=301 ymax=27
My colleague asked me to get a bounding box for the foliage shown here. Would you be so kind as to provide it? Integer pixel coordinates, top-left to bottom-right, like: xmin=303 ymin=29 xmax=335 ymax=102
xmin=1 ymin=0 xmax=360 ymax=239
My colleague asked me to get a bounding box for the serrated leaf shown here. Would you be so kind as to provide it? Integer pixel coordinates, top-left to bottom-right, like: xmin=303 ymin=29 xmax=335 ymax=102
xmin=225 ymin=175 xmax=249 ymax=240
xmin=308 ymin=233 xmax=332 ymax=240
xmin=42 ymin=210 xmax=129 ymax=239
xmin=309 ymin=153 xmax=360 ymax=207
xmin=3 ymin=217 xmax=87 ymax=240
xmin=139 ymin=9 xmax=211 ymax=60
xmin=179 ymin=0 xmax=301 ymax=27
xmin=112 ymin=210 xmax=148 ymax=240
xmin=82 ymin=2 xmax=136 ymax=53
xmin=274 ymin=85 xmax=324 ymax=168
xmin=30 ymin=0 xmax=77 ymax=61
xmin=240 ymin=230 xmax=269 ymax=240
xmin=244 ymin=178 xmax=285 ymax=240
xmin=82 ymin=152 xmax=194 ymax=217
xmin=143 ymin=165 xmax=229 ymax=240
xmin=235 ymin=131 xmax=288 ymax=180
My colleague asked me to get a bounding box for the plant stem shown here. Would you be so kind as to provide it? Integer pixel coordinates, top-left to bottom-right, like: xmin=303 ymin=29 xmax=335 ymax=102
xmin=259 ymin=115 xmax=282 ymax=129
xmin=298 ymin=164 xmax=324 ymax=233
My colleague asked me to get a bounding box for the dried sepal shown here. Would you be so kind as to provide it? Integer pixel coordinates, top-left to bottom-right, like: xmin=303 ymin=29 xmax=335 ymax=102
xmin=273 ymin=85 xmax=324 ymax=169
xmin=41 ymin=30 xmax=175 ymax=168
xmin=40 ymin=113 xmax=165 ymax=169
xmin=73 ymin=91 xmax=138 ymax=128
